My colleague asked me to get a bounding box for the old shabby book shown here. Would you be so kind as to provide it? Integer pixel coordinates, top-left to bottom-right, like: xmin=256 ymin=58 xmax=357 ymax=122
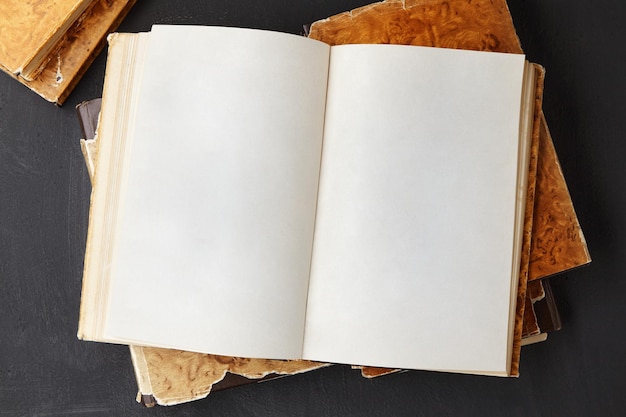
xmin=78 ymin=25 xmax=537 ymax=378
xmin=0 ymin=0 xmax=94 ymax=80
xmin=0 ymin=0 xmax=136 ymax=104
xmin=77 ymin=0 xmax=568 ymax=404
xmin=81 ymin=0 xmax=588 ymax=405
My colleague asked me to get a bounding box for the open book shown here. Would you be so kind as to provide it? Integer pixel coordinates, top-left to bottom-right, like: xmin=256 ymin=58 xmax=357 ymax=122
xmin=78 ymin=25 xmax=536 ymax=376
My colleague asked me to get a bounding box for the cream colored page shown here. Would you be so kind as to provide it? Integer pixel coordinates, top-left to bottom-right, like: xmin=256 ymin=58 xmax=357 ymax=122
xmin=104 ymin=26 xmax=330 ymax=359
xmin=303 ymin=45 xmax=526 ymax=373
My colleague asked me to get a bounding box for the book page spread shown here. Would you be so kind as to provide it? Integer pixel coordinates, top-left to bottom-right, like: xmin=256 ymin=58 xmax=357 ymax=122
xmin=84 ymin=26 xmax=531 ymax=373
xmin=102 ymin=26 xmax=330 ymax=359
xmin=304 ymin=45 xmax=526 ymax=374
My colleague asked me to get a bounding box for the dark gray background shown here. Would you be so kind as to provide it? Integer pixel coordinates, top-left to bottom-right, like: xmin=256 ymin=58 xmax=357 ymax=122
xmin=1 ymin=1 xmax=624 ymax=415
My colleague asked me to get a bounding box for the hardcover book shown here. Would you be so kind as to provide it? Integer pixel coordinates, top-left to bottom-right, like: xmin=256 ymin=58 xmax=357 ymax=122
xmin=0 ymin=0 xmax=94 ymax=80
xmin=78 ymin=25 xmax=537 ymax=377
xmin=0 ymin=0 xmax=136 ymax=104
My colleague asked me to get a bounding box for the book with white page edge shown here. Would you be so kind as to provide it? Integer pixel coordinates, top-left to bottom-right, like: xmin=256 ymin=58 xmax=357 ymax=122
xmin=78 ymin=25 xmax=536 ymax=377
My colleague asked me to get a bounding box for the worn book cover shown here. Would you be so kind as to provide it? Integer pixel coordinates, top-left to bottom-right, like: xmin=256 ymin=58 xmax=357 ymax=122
xmin=0 ymin=0 xmax=94 ymax=80
xmin=528 ymin=113 xmax=591 ymax=280
xmin=0 ymin=0 xmax=136 ymax=104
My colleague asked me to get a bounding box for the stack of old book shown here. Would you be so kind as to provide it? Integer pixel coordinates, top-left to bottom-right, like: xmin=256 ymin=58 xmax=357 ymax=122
xmin=0 ymin=0 xmax=135 ymax=104
xmin=76 ymin=0 xmax=590 ymax=406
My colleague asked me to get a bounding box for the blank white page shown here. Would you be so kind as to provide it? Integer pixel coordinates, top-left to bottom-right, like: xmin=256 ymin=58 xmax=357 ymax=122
xmin=103 ymin=26 xmax=330 ymax=359
xmin=304 ymin=45 xmax=526 ymax=373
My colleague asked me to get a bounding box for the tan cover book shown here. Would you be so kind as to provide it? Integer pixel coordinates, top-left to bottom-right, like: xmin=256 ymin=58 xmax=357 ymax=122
xmin=0 ymin=0 xmax=94 ymax=80
xmin=0 ymin=0 xmax=136 ymax=104
xmin=308 ymin=0 xmax=543 ymax=380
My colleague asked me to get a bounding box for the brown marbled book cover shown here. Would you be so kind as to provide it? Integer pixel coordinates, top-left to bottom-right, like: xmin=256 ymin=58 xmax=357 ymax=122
xmin=528 ymin=113 xmax=591 ymax=280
